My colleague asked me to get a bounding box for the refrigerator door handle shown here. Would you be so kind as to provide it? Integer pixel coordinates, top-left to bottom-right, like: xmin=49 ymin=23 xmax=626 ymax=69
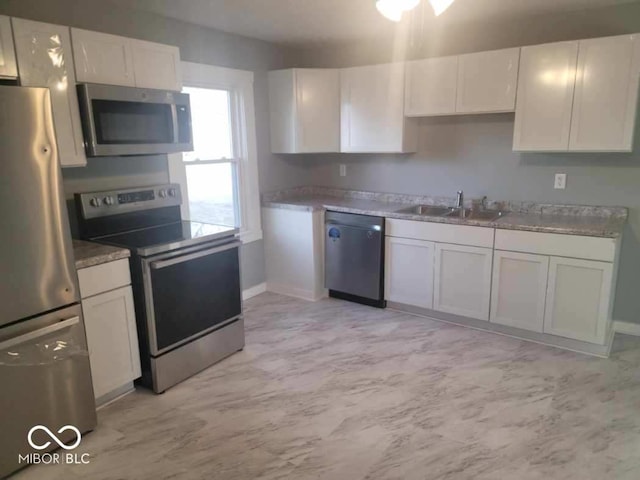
xmin=0 ymin=316 xmax=80 ymax=351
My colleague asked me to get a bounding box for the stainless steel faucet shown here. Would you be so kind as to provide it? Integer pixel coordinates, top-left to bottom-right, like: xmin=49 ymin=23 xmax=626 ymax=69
xmin=455 ymin=190 xmax=464 ymax=209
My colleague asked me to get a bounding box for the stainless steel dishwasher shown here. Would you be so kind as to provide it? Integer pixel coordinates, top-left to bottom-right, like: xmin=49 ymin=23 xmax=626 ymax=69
xmin=325 ymin=211 xmax=386 ymax=308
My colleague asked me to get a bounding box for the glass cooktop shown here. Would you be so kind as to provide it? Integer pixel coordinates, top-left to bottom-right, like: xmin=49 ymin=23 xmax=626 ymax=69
xmin=97 ymin=221 xmax=238 ymax=256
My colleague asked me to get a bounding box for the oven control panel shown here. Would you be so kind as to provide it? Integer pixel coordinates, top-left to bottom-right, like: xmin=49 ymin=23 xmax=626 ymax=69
xmin=76 ymin=184 xmax=182 ymax=220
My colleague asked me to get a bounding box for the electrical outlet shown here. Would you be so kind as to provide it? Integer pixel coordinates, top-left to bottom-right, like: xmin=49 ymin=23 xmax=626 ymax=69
xmin=554 ymin=173 xmax=567 ymax=190
xmin=339 ymin=164 xmax=347 ymax=177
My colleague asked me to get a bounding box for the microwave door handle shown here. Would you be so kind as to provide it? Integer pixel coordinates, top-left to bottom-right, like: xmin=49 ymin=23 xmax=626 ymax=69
xmin=171 ymin=104 xmax=179 ymax=144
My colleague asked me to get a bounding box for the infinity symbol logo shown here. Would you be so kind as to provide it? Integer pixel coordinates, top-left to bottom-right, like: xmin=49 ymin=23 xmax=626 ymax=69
xmin=27 ymin=425 xmax=82 ymax=451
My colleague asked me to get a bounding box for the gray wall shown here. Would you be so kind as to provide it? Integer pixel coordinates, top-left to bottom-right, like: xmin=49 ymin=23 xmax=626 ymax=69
xmin=284 ymin=3 xmax=640 ymax=324
xmin=0 ymin=0 xmax=308 ymax=290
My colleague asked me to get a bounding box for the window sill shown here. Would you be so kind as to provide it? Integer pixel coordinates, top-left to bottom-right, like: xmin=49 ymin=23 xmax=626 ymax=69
xmin=239 ymin=229 xmax=263 ymax=245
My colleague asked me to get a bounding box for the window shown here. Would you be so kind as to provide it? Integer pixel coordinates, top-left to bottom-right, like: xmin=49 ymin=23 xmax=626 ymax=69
xmin=168 ymin=62 xmax=261 ymax=244
xmin=182 ymin=87 xmax=238 ymax=227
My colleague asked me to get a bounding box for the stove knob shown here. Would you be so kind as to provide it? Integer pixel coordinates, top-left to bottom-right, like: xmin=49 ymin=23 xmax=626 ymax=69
xmin=158 ymin=189 xmax=168 ymax=198
xmin=89 ymin=197 xmax=102 ymax=207
xmin=168 ymin=188 xmax=177 ymax=197
xmin=103 ymin=196 xmax=115 ymax=206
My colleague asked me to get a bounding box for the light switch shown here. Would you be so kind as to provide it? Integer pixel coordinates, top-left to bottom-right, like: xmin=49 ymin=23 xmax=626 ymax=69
xmin=554 ymin=173 xmax=567 ymax=190
xmin=339 ymin=164 xmax=347 ymax=177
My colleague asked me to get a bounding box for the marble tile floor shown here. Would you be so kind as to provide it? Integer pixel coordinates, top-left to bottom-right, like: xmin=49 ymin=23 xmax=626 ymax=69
xmin=13 ymin=292 xmax=640 ymax=480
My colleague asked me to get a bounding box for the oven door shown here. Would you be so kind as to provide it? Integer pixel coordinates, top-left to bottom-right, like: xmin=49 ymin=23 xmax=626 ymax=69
xmin=142 ymin=240 xmax=242 ymax=356
xmin=77 ymin=83 xmax=193 ymax=157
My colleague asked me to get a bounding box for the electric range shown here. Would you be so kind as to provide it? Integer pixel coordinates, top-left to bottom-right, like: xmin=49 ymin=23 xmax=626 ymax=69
xmin=75 ymin=184 xmax=245 ymax=393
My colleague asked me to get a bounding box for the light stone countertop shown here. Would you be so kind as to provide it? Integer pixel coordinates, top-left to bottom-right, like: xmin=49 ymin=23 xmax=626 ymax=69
xmin=73 ymin=239 xmax=131 ymax=270
xmin=262 ymin=187 xmax=627 ymax=239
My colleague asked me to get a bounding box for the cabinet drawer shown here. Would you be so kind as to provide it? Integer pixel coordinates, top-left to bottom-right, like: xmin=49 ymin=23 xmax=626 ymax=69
xmin=386 ymin=218 xmax=494 ymax=248
xmin=78 ymin=258 xmax=131 ymax=299
xmin=495 ymin=229 xmax=616 ymax=262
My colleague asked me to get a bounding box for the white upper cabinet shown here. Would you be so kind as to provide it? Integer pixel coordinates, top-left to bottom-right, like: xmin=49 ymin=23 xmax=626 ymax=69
xmin=0 ymin=16 xmax=17 ymax=78
xmin=71 ymin=29 xmax=182 ymax=91
xmin=405 ymin=56 xmax=458 ymax=116
xmin=341 ymin=63 xmax=417 ymax=153
xmin=457 ymin=48 xmax=520 ymax=114
xmin=513 ymin=41 xmax=579 ymax=151
xmin=130 ymin=39 xmax=181 ymax=91
xmin=569 ymin=34 xmax=640 ymax=152
xmin=71 ymin=28 xmax=135 ymax=87
xmin=268 ymin=68 xmax=340 ymax=153
xmin=12 ymin=18 xmax=87 ymax=167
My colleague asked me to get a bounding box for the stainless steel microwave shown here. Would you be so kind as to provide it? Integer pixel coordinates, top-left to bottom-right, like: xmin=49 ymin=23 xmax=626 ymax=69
xmin=77 ymin=83 xmax=193 ymax=157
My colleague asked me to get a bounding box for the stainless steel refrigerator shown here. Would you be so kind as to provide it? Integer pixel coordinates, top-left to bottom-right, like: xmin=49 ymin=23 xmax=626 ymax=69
xmin=0 ymin=86 xmax=96 ymax=478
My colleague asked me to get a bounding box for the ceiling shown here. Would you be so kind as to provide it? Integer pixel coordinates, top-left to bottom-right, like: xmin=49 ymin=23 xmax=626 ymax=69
xmin=108 ymin=0 xmax=640 ymax=46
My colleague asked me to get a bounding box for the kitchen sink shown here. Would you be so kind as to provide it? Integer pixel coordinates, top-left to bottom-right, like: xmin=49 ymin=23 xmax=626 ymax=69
xmin=444 ymin=208 xmax=505 ymax=221
xmin=396 ymin=205 xmax=454 ymax=216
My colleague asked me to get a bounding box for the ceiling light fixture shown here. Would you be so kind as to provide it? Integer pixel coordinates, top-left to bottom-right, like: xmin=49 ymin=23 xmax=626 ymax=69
xmin=375 ymin=0 xmax=455 ymax=22
xmin=376 ymin=0 xmax=421 ymax=22
xmin=428 ymin=0 xmax=455 ymax=16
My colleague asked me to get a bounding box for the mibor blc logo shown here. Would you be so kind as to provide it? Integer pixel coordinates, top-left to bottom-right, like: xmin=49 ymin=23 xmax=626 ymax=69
xmin=28 ymin=425 xmax=82 ymax=450
xmin=19 ymin=425 xmax=90 ymax=466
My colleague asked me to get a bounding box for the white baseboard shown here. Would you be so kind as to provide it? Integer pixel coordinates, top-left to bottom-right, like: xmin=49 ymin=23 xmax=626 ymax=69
xmin=614 ymin=320 xmax=640 ymax=337
xmin=242 ymin=282 xmax=267 ymax=301
xmin=266 ymin=282 xmax=326 ymax=302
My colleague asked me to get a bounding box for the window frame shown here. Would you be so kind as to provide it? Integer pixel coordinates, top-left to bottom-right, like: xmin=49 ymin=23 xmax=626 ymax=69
xmin=168 ymin=61 xmax=262 ymax=244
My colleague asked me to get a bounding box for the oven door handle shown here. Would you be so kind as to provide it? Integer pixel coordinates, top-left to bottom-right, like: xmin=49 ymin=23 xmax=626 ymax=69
xmin=149 ymin=241 xmax=240 ymax=270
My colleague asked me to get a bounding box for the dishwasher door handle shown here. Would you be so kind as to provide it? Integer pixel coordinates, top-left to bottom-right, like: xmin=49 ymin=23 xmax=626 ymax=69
xmin=325 ymin=223 xmax=382 ymax=232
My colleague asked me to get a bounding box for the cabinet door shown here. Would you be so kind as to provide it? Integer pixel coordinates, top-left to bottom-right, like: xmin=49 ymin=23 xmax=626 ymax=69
xmin=569 ymin=35 xmax=640 ymax=152
xmin=12 ymin=18 xmax=87 ymax=167
xmin=457 ymin=48 xmax=520 ymax=114
xmin=544 ymin=257 xmax=613 ymax=344
xmin=0 ymin=15 xmax=17 ymax=78
xmin=131 ymin=39 xmax=181 ymax=91
xmin=513 ymin=41 xmax=579 ymax=152
xmin=385 ymin=237 xmax=435 ymax=309
xmin=341 ymin=63 xmax=414 ymax=153
xmin=490 ymin=251 xmax=549 ymax=332
xmin=296 ymin=69 xmax=340 ymax=153
xmin=71 ymin=28 xmax=135 ymax=87
xmin=268 ymin=69 xmax=297 ymax=153
xmin=434 ymin=243 xmax=493 ymax=320
xmin=405 ymin=56 xmax=458 ymax=116
xmin=83 ymin=286 xmax=141 ymax=400
xmin=263 ymin=207 xmax=326 ymax=301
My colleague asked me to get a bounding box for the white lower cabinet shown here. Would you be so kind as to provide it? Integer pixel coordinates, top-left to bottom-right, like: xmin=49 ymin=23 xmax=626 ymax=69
xmin=544 ymin=257 xmax=613 ymax=344
xmin=433 ymin=243 xmax=493 ymax=321
xmin=78 ymin=259 xmax=141 ymax=404
xmin=83 ymin=286 xmax=141 ymax=401
xmin=490 ymin=251 xmax=549 ymax=332
xmin=263 ymin=207 xmax=326 ymax=301
xmin=385 ymin=237 xmax=434 ymax=309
